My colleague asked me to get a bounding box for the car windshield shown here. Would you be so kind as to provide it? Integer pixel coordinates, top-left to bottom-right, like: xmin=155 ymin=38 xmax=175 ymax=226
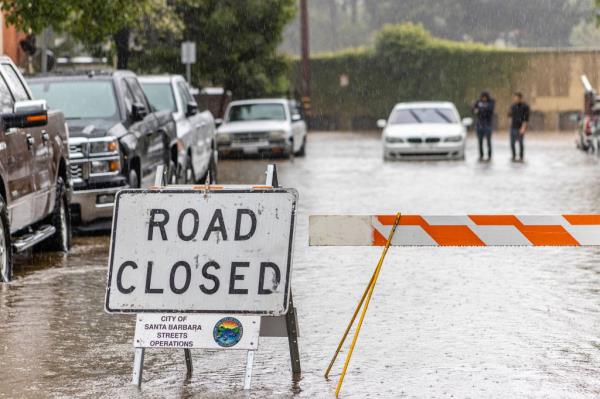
xmin=141 ymin=82 xmax=176 ymax=112
xmin=389 ymin=107 xmax=458 ymax=124
xmin=29 ymin=80 xmax=119 ymax=120
xmin=227 ymin=103 xmax=286 ymax=122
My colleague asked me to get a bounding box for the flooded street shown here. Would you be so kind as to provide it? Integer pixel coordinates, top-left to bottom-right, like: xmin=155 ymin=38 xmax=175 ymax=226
xmin=3 ymin=131 xmax=600 ymax=398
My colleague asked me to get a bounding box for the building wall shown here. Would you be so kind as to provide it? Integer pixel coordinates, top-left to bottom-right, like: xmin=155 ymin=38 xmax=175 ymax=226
xmin=0 ymin=13 xmax=27 ymax=66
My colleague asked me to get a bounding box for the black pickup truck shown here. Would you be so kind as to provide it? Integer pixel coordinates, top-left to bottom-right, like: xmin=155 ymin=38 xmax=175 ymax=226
xmin=29 ymin=71 xmax=177 ymax=229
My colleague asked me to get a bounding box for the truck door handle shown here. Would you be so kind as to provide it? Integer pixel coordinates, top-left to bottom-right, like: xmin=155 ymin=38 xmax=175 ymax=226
xmin=42 ymin=130 xmax=50 ymax=144
xmin=26 ymin=134 xmax=34 ymax=150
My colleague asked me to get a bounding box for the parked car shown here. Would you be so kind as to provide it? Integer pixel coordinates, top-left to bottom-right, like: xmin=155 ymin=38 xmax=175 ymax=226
xmin=28 ymin=70 xmax=176 ymax=230
xmin=377 ymin=102 xmax=471 ymax=161
xmin=139 ymin=75 xmax=217 ymax=184
xmin=0 ymin=56 xmax=71 ymax=282
xmin=216 ymin=99 xmax=307 ymax=158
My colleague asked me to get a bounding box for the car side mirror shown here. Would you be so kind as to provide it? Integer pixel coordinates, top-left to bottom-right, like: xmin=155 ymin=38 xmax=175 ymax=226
xmin=3 ymin=99 xmax=48 ymax=129
xmin=131 ymin=102 xmax=148 ymax=121
xmin=291 ymin=114 xmax=302 ymax=121
xmin=186 ymin=101 xmax=199 ymax=117
xmin=461 ymin=117 xmax=473 ymax=128
xmin=377 ymin=119 xmax=387 ymax=129
xmin=215 ymin=118 xmax=223 ymax=127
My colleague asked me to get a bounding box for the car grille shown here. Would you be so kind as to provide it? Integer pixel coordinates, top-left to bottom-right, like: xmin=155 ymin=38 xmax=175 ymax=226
xmin=425 ymin=137 xmax=440 ymax=143
xmin=407 ymin=137 xmax=422 ymax=144
xmin=69 ymin=140 xmax=88 ymax=159
xmin=232 ymin=132 xmax=269 ymax=144
xmin=70 ymin=163 xmax=84 ymax=181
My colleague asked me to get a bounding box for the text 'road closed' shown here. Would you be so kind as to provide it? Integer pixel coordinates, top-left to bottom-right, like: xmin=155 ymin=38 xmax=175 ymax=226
xmin=105 ymin=189 xmax=297 ymax=315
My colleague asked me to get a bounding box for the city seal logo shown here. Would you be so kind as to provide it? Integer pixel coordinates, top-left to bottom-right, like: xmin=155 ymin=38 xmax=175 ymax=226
xmin=213 ymin=317 xmax=243 ymax=347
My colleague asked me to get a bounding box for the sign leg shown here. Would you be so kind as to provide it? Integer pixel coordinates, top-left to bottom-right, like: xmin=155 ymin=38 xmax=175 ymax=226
xmin=131 ymin=347 xmax=145 ymax=387
xmin=286 ymin=292 xmax=301 ymax=375
xmin=243 ymin=350 xmax=255 ymax=390
xmin=184 ymin=348 xmax=193 ymax=375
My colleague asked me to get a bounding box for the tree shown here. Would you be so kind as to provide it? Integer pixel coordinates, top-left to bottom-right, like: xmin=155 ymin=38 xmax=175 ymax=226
xmin=0 ymin=0 xmax=178 ymax=68
xmin=174 ymin=0 xmax=296 ymax=104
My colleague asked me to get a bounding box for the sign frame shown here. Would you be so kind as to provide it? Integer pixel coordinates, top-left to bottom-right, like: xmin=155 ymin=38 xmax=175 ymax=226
xmin=105 ymin=187 xmax=298 ymax=315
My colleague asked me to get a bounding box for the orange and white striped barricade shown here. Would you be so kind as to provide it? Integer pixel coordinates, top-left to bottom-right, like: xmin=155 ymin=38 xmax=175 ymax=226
xmin=309 ymin=214 xmax=600 ymax=247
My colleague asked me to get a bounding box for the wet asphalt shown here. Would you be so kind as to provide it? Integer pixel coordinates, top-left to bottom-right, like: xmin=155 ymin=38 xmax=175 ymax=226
xmin=2 ymin=131 xmax=600 ymax=398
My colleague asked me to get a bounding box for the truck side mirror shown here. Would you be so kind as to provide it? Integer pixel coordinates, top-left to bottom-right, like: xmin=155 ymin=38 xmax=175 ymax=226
xmin=215 ymin=118 xmax=223 ymax=127
xmin=377 ymin=119 xmax=387 ymax=129
xmin=3 ymin=99 xmax=48 ymax=129
xmin=186 ymin=101 xmax=199 ymax=117
xmin=131 ymin=102 xmax=148 ymax=122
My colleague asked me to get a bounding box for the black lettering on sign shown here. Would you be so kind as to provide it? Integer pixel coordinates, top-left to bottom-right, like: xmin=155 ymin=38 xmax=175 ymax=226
xmin=258 ymin=262 xmax=281 ymax=294
xmin=229 ymin=262 xmax=249 ymax=294
xmin=200 ymin=261 xmax=220 ymax=294
xmin=170 ymin=261 xmax=192 ymax=294
xmin=235 ymin=209 xmax=257 ymax=241
xmin=177 ymin=208 xmax=199 ymax=241
xmin=116 ymin=260 xmax=137 ymax=294
xmin=148 ymin=209 xmax=169 ymax=240
xmin=145 ymin=261 xmax=164 ymax=294
xmin=203 ymin=209 xmax=227 ymax=241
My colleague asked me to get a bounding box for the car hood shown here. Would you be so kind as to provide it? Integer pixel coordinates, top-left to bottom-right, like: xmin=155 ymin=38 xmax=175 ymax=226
xmin=384 ymin=123 xmax=465 ymax=138
xmin=66 ymin=119 xmax=127 ymax=139
xmin=218 ymin=120 xmax=288 ymax=134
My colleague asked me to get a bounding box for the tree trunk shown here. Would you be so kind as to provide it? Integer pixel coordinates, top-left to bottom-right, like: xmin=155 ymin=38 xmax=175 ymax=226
xmin=113 ymin=28 xmax=130 ymax=69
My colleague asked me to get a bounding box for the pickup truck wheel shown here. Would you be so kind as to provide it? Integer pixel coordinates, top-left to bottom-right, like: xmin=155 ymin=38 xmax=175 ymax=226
xmin=295 ymin=136 xmax=307 ymax=157
xmin=0 ymin=197 xmax=12 ymax=283
xmin=129 ymin=169 xmax=140 ymax=188
xmin=184 ymin=158 xmax=194 ymax=184
xmin=198 ymin=151 xmax=217 ymax=184
xmin=44 ymin=178 xmax=71 ymax=252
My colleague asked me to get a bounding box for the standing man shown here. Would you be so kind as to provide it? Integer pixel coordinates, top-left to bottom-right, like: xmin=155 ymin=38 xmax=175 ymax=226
xmin=508 ymin=92 xmax=530 ymax=162
xmin=472 ymin=91 xmax=495 ymax=161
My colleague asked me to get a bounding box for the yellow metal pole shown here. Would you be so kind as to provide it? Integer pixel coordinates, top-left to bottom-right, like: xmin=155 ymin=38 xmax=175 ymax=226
xmin=325 ymin=266 xmax=377 ymax=378
xmin=334 ymin=212 xmax=401 ymax=398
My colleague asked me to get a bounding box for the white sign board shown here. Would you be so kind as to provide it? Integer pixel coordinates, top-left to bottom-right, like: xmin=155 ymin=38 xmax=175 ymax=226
xmin=105 ymin=188 xmax=298 ymax=315
xmin=181 ymin=41 xmax=196 ymax=64
xmin=134 ymin=314 xmax=260 ymax=350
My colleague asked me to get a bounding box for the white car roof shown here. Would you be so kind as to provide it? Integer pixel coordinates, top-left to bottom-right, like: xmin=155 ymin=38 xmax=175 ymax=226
xmin=228 ymin=98 xmax=290 ymax=106
xmin=393 ymin=101 xmax=456 ymax=109
xmin=138 ymin=75 xmax=184 ymax=84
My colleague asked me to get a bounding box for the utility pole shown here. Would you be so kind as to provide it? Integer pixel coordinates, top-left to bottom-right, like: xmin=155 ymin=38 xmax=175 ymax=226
xmin=300 ymin=0 xmax=311 ymax=117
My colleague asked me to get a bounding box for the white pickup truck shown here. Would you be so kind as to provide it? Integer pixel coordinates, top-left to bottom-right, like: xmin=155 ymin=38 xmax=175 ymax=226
xmin=140 ymin=75 xmax=218 ymax=183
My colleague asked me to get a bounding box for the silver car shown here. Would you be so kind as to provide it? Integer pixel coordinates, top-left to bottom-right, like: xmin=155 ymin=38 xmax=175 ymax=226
xmin=216 ymin=99 xmax=307 ymax=158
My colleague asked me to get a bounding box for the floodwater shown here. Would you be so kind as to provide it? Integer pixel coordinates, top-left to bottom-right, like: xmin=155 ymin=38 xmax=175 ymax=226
xmin=2 ymin=131 xmax=600 ymax=398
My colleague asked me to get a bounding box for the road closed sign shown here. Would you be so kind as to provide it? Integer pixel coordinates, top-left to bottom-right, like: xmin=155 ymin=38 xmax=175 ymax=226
xmin=105 ymin=188 xmax=298 ymax=315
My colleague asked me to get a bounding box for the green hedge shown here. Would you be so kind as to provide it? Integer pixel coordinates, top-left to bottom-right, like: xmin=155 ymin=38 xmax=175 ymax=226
xmin=292 ymin=23 xmax=530 ymax=130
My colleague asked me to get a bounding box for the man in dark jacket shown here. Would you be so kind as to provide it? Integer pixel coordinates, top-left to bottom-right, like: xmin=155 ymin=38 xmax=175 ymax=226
xmin=472 ymin=91 xmax=495 ymax=161
xmin=508 ymin=92 xmax=530 ymax=162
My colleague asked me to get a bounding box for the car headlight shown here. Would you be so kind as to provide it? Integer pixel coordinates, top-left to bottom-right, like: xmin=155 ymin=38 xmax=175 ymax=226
xmin=385 ymin=136 xmax=404 ymax=143
xmin=269 ymin=130 xmax=285 ymax=141
xmin=90 ymin=159 xmax=120 ymax=175
xmin=89 ymin=137 xmax=118 ymax=154
xmin=217 ymin=133 xmax=231 ymax=144
xmin=444 ymin=135 xmax=463 ymax=142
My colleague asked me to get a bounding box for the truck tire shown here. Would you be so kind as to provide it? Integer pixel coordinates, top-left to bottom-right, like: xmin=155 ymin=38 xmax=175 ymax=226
xmin=0 ymin=197 xmax=12 ymax=282
xmin=183 ymin=157 xmax=194 ymax=184
xmin=44 ymin=177 xmax=72 ymax=252
xmin=295 ymin=136 xmax=306 ymax=157
xmin=129 ymin=169 xmax=140 ymax=188
xmin=198 ymin=150 xmax=217 ymax=184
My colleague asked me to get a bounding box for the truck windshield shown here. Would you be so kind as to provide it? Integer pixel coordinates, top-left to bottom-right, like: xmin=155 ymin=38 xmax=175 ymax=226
xmin=227 ymin=103 xmax=286 ymax=122
xmin=29 ymin=80 xmax=119 ymax=120
xmin=390 ymin=108 xmax=458 ymax=124
xmin=141 ymin=83 xmax=176 ymax=112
